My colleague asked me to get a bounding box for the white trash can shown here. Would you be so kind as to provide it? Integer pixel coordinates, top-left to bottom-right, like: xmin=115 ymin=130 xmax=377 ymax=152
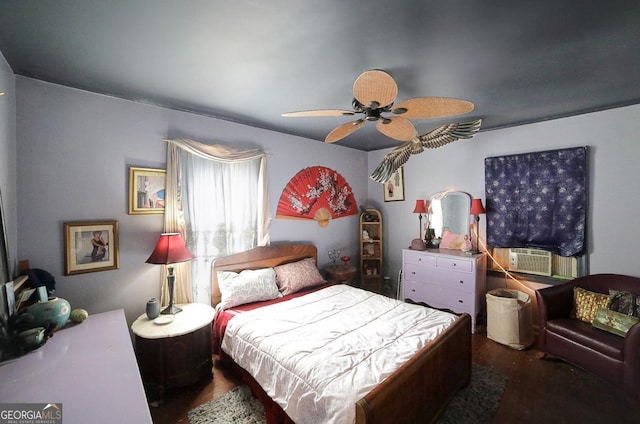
xmin=486 ymin=289 xmax=534 ymax=350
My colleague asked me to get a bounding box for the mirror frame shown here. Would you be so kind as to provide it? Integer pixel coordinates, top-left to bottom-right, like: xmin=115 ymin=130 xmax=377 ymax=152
xmin=0 ymin=188 xmax=9 ymax=283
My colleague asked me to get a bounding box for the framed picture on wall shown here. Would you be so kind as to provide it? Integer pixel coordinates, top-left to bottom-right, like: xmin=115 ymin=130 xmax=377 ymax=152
xmin=128 ymin=167 xmax=166 ymax=215
xmin=383 ymin=167 xmax=405 ymax=202
xmin=64 ymin=220 xmax=119 ymax=275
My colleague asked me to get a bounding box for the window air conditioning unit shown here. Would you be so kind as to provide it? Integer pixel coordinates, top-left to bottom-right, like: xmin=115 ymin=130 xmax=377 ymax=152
xmin=508 ymin=248 xmax=553 ymax=276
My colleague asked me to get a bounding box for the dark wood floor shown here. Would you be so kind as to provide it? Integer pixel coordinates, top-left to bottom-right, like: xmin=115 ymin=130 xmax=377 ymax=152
xmin=150 ymin=330 xmax=640 ymax=424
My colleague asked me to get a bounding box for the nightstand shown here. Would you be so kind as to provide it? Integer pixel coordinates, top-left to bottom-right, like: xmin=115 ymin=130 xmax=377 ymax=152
xmin=325 ymin=264 xmax=357 ymax=284
xmin=131 ymin=303 xmax=215 ymax=401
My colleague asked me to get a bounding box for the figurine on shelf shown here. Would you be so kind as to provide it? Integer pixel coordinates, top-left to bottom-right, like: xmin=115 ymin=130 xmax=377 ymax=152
xmin=362 ymin=229 xmax=372 ymax=241
xmin=328 ymin=249 xmax=341 ymax=265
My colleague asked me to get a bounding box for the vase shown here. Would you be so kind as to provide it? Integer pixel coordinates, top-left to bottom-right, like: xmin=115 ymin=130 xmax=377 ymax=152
xmin=25 ymin=297 xmax=71 ymax=330
xmin=146 ymin=298 xmax=160 ymax=319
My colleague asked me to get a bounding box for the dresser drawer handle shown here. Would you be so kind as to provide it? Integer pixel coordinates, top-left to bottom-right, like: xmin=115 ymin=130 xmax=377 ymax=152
xmin=459 ymin=280 xmax=464 ymax=284
xmin=452 ymin=263 xmax=457 ymax=267
xmin=411 ymin=271 xmax=416 ymax=275
xmin=458 ymin=300 xmax=464 ymax=303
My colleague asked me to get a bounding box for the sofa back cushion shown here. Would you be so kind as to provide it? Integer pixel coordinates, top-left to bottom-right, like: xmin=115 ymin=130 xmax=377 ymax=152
xmin=575 ymin=274 xmax=640 ymax=297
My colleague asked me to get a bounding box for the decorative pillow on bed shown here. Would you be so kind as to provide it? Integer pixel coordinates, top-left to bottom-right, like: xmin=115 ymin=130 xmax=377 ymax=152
xmin=609 ymin=290 xmax=640 ymax=318
xmin=274 ymin=257 xmax=325 ymax=295
xmin=217 ymin=267 xmax=280 ymax=310
xmin=571 ymin=287 xmax=611 ymax=323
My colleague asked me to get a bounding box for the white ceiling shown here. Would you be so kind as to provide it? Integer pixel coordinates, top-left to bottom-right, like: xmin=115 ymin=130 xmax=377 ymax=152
xmin=1 ymin=0 xmax=639 ymax=151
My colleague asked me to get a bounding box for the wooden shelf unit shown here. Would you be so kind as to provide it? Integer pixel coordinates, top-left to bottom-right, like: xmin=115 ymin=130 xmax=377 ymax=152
xmin=360 ymin=208 xmax=383 ymax=294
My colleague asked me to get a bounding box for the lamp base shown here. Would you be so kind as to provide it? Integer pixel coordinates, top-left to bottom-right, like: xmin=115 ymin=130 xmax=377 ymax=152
xmin=161 ymin=303 xmax=182 ymax=315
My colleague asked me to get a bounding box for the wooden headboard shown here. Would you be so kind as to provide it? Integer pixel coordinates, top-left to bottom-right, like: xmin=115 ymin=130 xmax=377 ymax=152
xmin=211 ymin=244 xmax=318 ymax=307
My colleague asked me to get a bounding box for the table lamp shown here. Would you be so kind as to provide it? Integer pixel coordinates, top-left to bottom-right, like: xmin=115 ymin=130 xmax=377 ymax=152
xmin=146 ymin=232 xmax=194 ymax=315
xmin=470 ymin=199 xmax=486 ymax=254
xmin=411 ymin=199 xmax=427 ymax=250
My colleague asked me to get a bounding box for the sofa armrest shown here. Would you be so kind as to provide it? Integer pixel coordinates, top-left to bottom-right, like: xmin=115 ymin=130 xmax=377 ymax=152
xmin=536 ymin=282 xmax=576 ymax=325
xmin=623 ymin=321 xmax=640 ymax=400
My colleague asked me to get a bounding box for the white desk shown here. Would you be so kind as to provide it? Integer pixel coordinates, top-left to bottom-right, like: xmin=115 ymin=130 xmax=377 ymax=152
xmin=0 ymin=309 xmax=152 ymax=424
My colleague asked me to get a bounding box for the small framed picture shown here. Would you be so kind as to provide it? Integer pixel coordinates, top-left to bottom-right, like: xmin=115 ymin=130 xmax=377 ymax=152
xmin=128 ymin=167 xmax=166 ymax=215
xmin=64 ymin=220 xmax=119 ymax=275
xmin=383 ymin=167 xmax=405 ymax=202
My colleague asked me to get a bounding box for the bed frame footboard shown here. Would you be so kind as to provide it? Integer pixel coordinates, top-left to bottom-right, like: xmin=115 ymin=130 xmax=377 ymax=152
xmin=355 ymin=313 xmax=472 ymax=424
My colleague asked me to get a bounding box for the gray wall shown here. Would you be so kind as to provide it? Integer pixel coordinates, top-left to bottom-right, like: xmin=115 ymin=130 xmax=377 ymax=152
xmin=367 ymin=104 xmax=640 ymax=294
xmin=5 ymin=69 xmax=640 ymax=327
xmin=15 ymin=77 xmax=366 ymax=325
xmin=0 ymin=53 xmax=17 ymax=276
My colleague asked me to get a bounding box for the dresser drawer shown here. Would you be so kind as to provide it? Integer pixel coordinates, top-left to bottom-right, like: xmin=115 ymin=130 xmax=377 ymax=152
xmin=403 ymin=263 xmax=431 ymax=282
xmin=403 ymin=250 xmax=436 ymax=267
xmin=428 ymin=268 xmax=475 ymax=294
xmin=435 ymin=257 xmax=473 ymax=273
xmin=403 ymin=280 xmax=430 ymax=302
xmin=421 ymin=285 xmax=475 ymax=316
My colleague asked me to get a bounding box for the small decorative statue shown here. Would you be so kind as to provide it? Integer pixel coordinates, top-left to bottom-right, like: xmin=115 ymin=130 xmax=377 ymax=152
xmin=461 ymin=234 xmax=472 ymax=252
xmin=362 ymin=229 xmax=371 ymax=241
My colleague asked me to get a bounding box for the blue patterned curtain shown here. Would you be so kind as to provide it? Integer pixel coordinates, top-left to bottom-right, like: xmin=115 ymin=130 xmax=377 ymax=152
xmin=484 ymin=147 xmax=587 ymax=257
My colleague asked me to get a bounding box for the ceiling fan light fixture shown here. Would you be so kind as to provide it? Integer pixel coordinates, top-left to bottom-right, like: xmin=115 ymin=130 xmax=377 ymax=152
xmin=283 ymin=69 xmax=476 ymax=144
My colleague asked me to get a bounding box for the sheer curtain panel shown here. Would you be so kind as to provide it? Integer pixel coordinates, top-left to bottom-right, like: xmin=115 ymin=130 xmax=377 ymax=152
xmin=162 ymin=138 xmax=270 ymax=306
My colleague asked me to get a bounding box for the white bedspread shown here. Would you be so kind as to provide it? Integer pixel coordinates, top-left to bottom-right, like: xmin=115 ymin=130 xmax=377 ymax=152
xmin=221 ymin=284 xmax=458 ymax=424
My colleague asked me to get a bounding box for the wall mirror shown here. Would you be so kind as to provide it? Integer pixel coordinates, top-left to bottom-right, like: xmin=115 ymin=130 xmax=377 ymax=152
xmin=0 ymin=187 xmax=10 ymax=358
xmin=428 ymin=191 xmax=471 ymax=241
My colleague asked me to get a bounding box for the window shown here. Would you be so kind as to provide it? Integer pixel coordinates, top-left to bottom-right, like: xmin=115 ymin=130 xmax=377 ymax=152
xmin=164 ymin=139 xmax=269 ymax=306
xmin=484 ymin=147 xmax=588 ymax=279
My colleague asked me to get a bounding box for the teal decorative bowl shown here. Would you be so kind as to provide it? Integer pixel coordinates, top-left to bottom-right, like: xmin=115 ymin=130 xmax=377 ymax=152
xmin=18 ymin=327 xmax=46 ymax=349
xmin=25 ymin=297 xmax=71 ymax=330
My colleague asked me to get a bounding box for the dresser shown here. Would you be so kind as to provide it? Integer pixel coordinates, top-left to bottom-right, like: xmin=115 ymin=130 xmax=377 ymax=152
xmin=402 ymin=249 xmax=487 ymax=333
xmin=0 ymin=309 xmax=152 ymax=423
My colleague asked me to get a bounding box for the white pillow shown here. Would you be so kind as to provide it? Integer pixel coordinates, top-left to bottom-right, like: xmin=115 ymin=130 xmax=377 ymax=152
xmin=217 ymin=267 xmax=280 ymax=310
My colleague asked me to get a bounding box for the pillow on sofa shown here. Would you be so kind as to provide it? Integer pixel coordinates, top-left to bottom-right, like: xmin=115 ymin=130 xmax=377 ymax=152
xmin=593 ymin=307 xmax=640 ymax=337
xmin=572 ymin=287 xmax=611 ymax=323
xmin=274 ymin=257 xmax=325 ymax=295
xmin=609 ymin=290 xmax=640 ymax=318
xmin=217 ymin=267 xmax=280 ymax=310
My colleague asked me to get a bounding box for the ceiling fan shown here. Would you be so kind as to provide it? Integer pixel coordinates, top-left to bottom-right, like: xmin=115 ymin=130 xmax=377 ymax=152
xmin=282 ymin=69 xmax=475 ymax=143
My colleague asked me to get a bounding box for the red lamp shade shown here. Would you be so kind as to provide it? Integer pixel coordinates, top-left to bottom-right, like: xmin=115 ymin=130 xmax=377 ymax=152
xmin=470 ymin=199 xmax=486 ymax=215
xmin=146 ymin=233 xmax=194 ymax=265
xmin=412 ymin=199 xmax=427 ymax=214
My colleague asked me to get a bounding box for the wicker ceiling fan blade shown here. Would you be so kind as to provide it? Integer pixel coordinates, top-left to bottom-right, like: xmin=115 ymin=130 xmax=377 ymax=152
xmin=353 ymin=70 xmax=398 ymax=109
xmin=325 ymin=119 xmax=366 ymax=143
xmin=376 ymin=117 xmax=416 ymax=141
xmin=282 ymin=109 xmax=355 ymax=117
xmin=392 ymin=97 xmax=475 ymax=119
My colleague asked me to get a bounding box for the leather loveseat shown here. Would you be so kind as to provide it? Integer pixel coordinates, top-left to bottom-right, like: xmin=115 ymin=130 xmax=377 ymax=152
xmin=536 ymin=273 xmax=640 ymax=402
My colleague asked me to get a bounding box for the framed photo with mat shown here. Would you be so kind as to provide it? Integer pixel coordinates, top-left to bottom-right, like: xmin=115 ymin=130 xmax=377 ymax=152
xmin=383 ymin=167 xmax=405 ymax=202
xmin=64 ymin=220 xmax=119 ymax=275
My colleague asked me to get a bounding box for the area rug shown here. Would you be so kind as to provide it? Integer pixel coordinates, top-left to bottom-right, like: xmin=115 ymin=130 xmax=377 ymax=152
xmin=188 ymin=364 xmax=506 ymax=424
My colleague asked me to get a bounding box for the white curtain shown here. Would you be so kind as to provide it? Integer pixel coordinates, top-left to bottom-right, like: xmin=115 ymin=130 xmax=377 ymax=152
xmin=162 ymin=138 xmax=270 ymax=306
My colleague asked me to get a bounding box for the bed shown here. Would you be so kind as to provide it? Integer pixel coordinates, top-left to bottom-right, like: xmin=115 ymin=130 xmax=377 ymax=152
xmin=211 ymin=244 xmax=471 ymax=424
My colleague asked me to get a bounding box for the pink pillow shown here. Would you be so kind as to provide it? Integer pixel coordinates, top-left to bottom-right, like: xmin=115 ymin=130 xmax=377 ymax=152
xmin=274 ymin=257 xmax=325 ymax=295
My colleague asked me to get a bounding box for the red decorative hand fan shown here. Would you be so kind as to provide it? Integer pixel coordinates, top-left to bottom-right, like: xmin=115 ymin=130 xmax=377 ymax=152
xmin=276 ymin=166 xmax=358 ymax=227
